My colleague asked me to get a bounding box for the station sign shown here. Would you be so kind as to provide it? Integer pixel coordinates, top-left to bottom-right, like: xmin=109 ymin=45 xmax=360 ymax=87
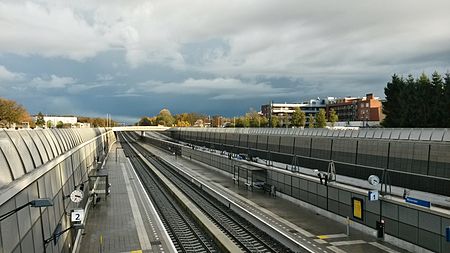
xmin=368 ymin=190 xmax=379 ymax=201
xmin=405 ymin=197 xmax=431 ymax=208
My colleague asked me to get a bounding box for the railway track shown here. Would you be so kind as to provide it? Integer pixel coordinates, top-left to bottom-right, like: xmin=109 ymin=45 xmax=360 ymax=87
xmin=122 ymin=132 xmax=292 ymax=253
xmin=119 ymin=133 xmax=219 ymax=253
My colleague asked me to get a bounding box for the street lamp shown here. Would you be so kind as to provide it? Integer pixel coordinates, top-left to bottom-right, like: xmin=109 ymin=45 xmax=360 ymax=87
xmin=0 ymin=198 xmax=53 ymax=222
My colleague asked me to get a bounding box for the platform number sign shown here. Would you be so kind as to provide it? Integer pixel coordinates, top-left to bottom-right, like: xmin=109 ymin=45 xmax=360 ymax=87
xmin=71 ymin=209 xmax=85 ymax=223
xmin=369 ymin=190 xmax=379 ymax=201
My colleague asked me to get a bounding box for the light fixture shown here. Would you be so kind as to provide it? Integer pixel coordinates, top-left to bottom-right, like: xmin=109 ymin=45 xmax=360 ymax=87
xmin=0 ymin=198 xmax=53 ymax=222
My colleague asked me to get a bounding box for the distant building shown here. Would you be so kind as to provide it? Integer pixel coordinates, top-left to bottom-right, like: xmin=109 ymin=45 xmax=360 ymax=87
xmin=261 ymin=94 xmax=384 ymax=127
xmin=326 ymin=97 xmax=359 ymax=122
xmin=356 ymin=93 xmax=384 ymax=122
xmin=44 ymin=116 xmax=77 ymax=127
xmin=261 ymin=97 xmax=335 ymax=126
xmin=326 ymin=93 xmax=384 ymax=124
xmin=33 ymin=115 xmax=77 ymax=128
xmin=74 ymin=122 xmax=91 ymax=128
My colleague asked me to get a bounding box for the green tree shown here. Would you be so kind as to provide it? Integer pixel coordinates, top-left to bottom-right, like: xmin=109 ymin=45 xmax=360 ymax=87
xmin=291 ymin=108 xmax=306 ymax=127
xmin=259 ymin=116 xmax=269 ymax=127
xmin=46 ymin=120 xmax=53 ymax=128
xmin=430 ymin=71 xmax=445 ymax=127
xmin=329 ymin=109 xmax=338 ymax=127
xmin=308 ymin=114 xmax=315 ymax=128
xmin=56 ymin=121 xmax=64 ymax=128
xmin=316 ymin=109 xmax=327 ymax=128
xmin=444 ymin=73 xmax=450 ymax=126
xmin=36 ymin=112 xmax=45 ymax=127
xmin=382 ymin=74 xmax=405 ymax=127
xmin=246 ymin=109 xmax=261 ymax=127
xmin=270 ymin=115 xmax=280 ymax=128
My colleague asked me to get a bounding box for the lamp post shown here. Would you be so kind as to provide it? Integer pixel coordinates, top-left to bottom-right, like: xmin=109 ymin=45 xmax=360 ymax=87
xmin=0 ymin=198 xmax=53 ymax=222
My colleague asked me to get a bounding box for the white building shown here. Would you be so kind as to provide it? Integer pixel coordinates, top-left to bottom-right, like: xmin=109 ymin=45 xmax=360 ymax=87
xmin=261 ymin=97 xmax=335 ymax=126
xmin=33 ymin=116 xmax=77 ymax=127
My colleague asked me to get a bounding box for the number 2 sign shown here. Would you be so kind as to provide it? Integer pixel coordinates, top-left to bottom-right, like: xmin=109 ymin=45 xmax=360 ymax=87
xmin=71 ymin=209 xmax=85 ymax=223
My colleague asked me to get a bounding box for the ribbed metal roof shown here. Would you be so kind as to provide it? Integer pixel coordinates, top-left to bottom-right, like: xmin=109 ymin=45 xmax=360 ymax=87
xmin=0 ymin=128 xmax=106 ymax=189
xmin=170 ymin=127 xmax=450 ymax=142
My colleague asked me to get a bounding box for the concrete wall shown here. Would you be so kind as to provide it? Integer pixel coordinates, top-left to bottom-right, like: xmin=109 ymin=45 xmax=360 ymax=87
xmin=145 ymin=135 xmax=450 ymax=253
xmin=168 ymin=128 xmax=450 ymax=196
xmin=0 ymin=128 xmax=116 ymax=253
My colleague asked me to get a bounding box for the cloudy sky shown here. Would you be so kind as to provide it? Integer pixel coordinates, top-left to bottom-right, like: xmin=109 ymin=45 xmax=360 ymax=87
xmin=1 ymin=0 xmax=449 ymax=123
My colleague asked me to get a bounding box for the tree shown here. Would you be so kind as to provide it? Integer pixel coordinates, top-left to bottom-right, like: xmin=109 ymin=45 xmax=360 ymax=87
xmin=382 ymin=71 xmax=450 ymax=128
xmin=430 ymin=71 xmax=445 ymax=127
xmin=444 ymin=73 xmax=450 ymax=126
xmin=382 ymin=74 xmax=405 ymax=127
xmin=270 ymin=115 xmax=280 ymax=128
xmin=316 ymin=109 xmax=327 ymax=128
xmin=156 ymin=109 xmax=175 ymax=127
xmin=291 ymin=108 xmax=306 ymax=127
xmin=329 ymin=109 xmax=338 ymax=127
xmin=56 ymin=121 xmax=64 ymax=128
xmin=47 ymin=120 xmax=53 ymax=128
xmin=245 ymin=109 xmax=262 ymax=127
xmin=36 ymin=112 xmax=45 ymax=127
xmin=259 ymin=116 xmax=269 ymax=127
xmin=0 ymin=97 xmax=30 ymax=128
xmin=308 ymin=114 xmax=315 ymax=128
xmin=138 ymin=117 xmax=153 ymax=126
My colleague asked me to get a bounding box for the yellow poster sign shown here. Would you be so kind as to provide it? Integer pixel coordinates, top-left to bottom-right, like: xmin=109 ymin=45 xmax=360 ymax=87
xmin=352 ymin=197 xmax=363 ymax=220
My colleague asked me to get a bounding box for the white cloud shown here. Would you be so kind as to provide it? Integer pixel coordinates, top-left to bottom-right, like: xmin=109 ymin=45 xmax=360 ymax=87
xmin=31 ymin=75 xmax=76 ymax=89
xmin=1 ymin=0 xmax=449 ymax=76
xmin=131 ymin=78 xmax=291 ymax=99
xmin=0 ymin=1 xmax=111 ymax=61
xmin=0 ymin=65 xmax=24 ymax=81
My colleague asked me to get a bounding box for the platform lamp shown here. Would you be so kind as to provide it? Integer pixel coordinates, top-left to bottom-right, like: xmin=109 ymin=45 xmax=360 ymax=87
xmin=0 ymin=198 xmax=53 ymax=222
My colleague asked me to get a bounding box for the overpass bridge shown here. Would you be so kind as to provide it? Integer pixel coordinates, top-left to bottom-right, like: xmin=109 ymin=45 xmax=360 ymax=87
xmin=112 ymin=126 xmax=170 ymax=132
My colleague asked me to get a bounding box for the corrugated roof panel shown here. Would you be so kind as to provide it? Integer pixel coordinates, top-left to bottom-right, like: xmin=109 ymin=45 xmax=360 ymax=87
xmin=28 ymin=130 xmax=48 ymax=164
xmin=6 ymin=131 xmax=35 ymax=173
xmin=373 ymin=129 xmax=383 ymax=139
xmin=0 ymin=130 xmax=13 ymax=188
xmin=0 ymin=130 xmax=25 ymax=179
xmin=357 ymin=130 xmax=366 ymax=138
xmin=390 ymin=129 xmax=401 ymax=140
xmin=399 ymin=129 xmax=411 ymax=140
xmin=45 ymin=130 xmax=61 ymax=156
xmin=381 ymin=130 xmax=392 ymax=139
xmin=18 ymin=130 xmax=42 ymax=168
xmin=430 ymin=129 xmax=445 ymax=141
xmin=365 ymin=129 xmax=375 ymax=138
xmin=409 ymin=129 xmax=421 ymax=140
xmin=344 ymin=130 xmax=352 ymax=137
xmin=419 ymin=129 xmax=433 ymax=141
xmin=35 ymin=129 xmax=54 ymax=160
xmin=443 ymin=129 xmax=450 ymax=142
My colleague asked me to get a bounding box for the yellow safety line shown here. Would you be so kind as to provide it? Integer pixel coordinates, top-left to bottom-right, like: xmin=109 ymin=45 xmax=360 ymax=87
xmin=317 ymin=235 xmax=329 ymax=239
xmin=130 ymin=250 xmax=142 ymax=253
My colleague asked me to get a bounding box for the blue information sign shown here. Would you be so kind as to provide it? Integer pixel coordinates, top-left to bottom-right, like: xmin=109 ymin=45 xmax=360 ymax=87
xmin=446 ymin=226 xmax=450 ymax=242
xmin=405 ymin=197 xmax=431 ymax=208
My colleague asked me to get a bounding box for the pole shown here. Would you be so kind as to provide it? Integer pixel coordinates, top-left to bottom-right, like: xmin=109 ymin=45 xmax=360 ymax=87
xmin=346 ymin=217 xmax=350 ymax=236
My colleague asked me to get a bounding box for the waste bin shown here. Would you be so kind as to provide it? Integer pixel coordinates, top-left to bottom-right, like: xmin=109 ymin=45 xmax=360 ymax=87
xmin=376 ymin=220 xmax=385 ymax=238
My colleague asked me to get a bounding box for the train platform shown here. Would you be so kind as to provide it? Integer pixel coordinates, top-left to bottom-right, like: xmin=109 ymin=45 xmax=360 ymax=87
xmin=141 ymin=142 xmax=408 ymax=253
xmin=77 ymin=143 xmax=175 ymax=253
